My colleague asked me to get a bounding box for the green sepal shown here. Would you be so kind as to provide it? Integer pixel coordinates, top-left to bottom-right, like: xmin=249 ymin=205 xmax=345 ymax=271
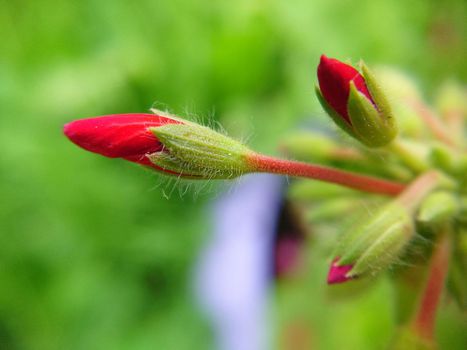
xmin=347 ymin=82 xmax=397 ymax=147
xmin=338 ymin=204 xmax=412 ymax=266
xmin=147 ymin=152 xmax=208 ymax=178
xmin=360 ymin=62 xmax=396 ymax=130
xmin=334 ymin=172 xmax=441 ymax=280
xmin=315 ymin=85 xmax=357 ymax=139
xmin=349 ymin=219 xmax=413 ymax=277
xmin=149 ymin=123 xmax=253 ymax=179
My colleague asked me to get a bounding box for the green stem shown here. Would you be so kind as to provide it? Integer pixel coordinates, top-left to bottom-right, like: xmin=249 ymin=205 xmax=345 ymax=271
xmin=389 ymin=139 xmax=429 ymax=174
xmin=248 ymin=153 xmax=406 ymax=196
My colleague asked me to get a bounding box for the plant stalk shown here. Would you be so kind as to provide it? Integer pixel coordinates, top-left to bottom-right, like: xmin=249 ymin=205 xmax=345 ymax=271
xmin=411 ymin=230 xmax=452 ymax=341
xmin=248 ymin=153 xmax=406 ymax=196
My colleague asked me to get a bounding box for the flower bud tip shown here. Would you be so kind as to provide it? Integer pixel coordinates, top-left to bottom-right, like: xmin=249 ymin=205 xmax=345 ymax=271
xmin=317 ymin=54 xmax=372 ymax=123
xmin=316 ymin=55 xmax=397 ymax=147
xmin=63 ymin=113 xmax=181 ymax=171
xmin=327 ymin=258 xmax=354 ymax=284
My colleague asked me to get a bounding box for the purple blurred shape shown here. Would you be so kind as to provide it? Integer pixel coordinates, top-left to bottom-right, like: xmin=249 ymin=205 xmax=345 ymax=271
xmin=195 ymin=174 xmax=284 ymax=350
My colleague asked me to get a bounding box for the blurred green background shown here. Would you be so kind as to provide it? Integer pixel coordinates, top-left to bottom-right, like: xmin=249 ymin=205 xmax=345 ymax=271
xmin=0 ymin=0 xmax=465 ymax=349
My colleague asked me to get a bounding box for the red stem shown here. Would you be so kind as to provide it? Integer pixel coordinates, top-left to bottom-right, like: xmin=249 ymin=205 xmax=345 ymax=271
xmin=248 ymin=153 xmax=405 ymax=196
xmin=396 ymin=171 xmax=439 ymax=210
xmin=411 ymin=232 xmax=451 ymax=341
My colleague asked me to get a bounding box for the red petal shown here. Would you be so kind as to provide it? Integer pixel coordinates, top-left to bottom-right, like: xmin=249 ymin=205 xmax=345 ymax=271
xmin=63 ymin=113 xmax=180 ymax=160
xmin=317 ymin=55 xmax=373 ymax=123
xmin=327 ymin=257 xmax=354 ymax=284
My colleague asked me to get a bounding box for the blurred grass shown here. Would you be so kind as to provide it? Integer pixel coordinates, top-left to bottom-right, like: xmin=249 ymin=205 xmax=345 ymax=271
xmin=0 ymin=0 xmax=465 ymax=349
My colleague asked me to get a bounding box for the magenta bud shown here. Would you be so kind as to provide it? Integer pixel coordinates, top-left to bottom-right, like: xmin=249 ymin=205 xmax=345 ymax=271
xmin=327 ymin=257 xmax=354 ymax=284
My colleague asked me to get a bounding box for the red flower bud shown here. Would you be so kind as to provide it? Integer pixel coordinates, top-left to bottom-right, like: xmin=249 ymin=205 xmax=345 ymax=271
xmin=327 ymin=257 xmax=354 ymax=284
xmin=317 ymin=55 xmax=373 ymax=123
xmin=64 ymin=113 xmax=253 ymax=179
xmin=316 ymin=55 xmax=397 ymax=147
xmin=63 ymin=113 xmax=181 ymax=170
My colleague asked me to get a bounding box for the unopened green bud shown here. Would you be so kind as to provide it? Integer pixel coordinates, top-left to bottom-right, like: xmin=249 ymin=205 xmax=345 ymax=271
xmin=417 ymin=191 xmax=458 ymax=226
xmin=149 ymin=123 xmax=253 ymax=179
xmin=373 ymin=67 xmax=422 ymax=102
xmin=429 ymin=143 xmax=458 ymax=174
xmin=337 ymin=203 xmax=413 ymax=279
xmin=328 ymin=172 xmax=441 ymax=284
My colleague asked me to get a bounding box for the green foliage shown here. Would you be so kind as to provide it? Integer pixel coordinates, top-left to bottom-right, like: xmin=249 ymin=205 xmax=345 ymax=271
xmin=0 ymin=0 xmax=465 ymax=349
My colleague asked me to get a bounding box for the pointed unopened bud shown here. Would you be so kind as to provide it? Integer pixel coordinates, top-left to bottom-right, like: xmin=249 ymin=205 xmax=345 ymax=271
xmin=64 ymin=112 xmax=254 ymax=179
xmin=316 ymin=55 xmax=397 ymax=147
xmin=327 ymin=257 xmax=354 ymax=284
xmin=328 ymin=172 xmax=440 ymax=284
xmin=417 ymin=191 xmax=459 ymax=226
xmin=328 ymin=203 xmax=413 ymax=284
xmin=429 ymin=143 xmax=457 ymax=173
xmin=63 ymin=113 xmax=183 ymax=172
